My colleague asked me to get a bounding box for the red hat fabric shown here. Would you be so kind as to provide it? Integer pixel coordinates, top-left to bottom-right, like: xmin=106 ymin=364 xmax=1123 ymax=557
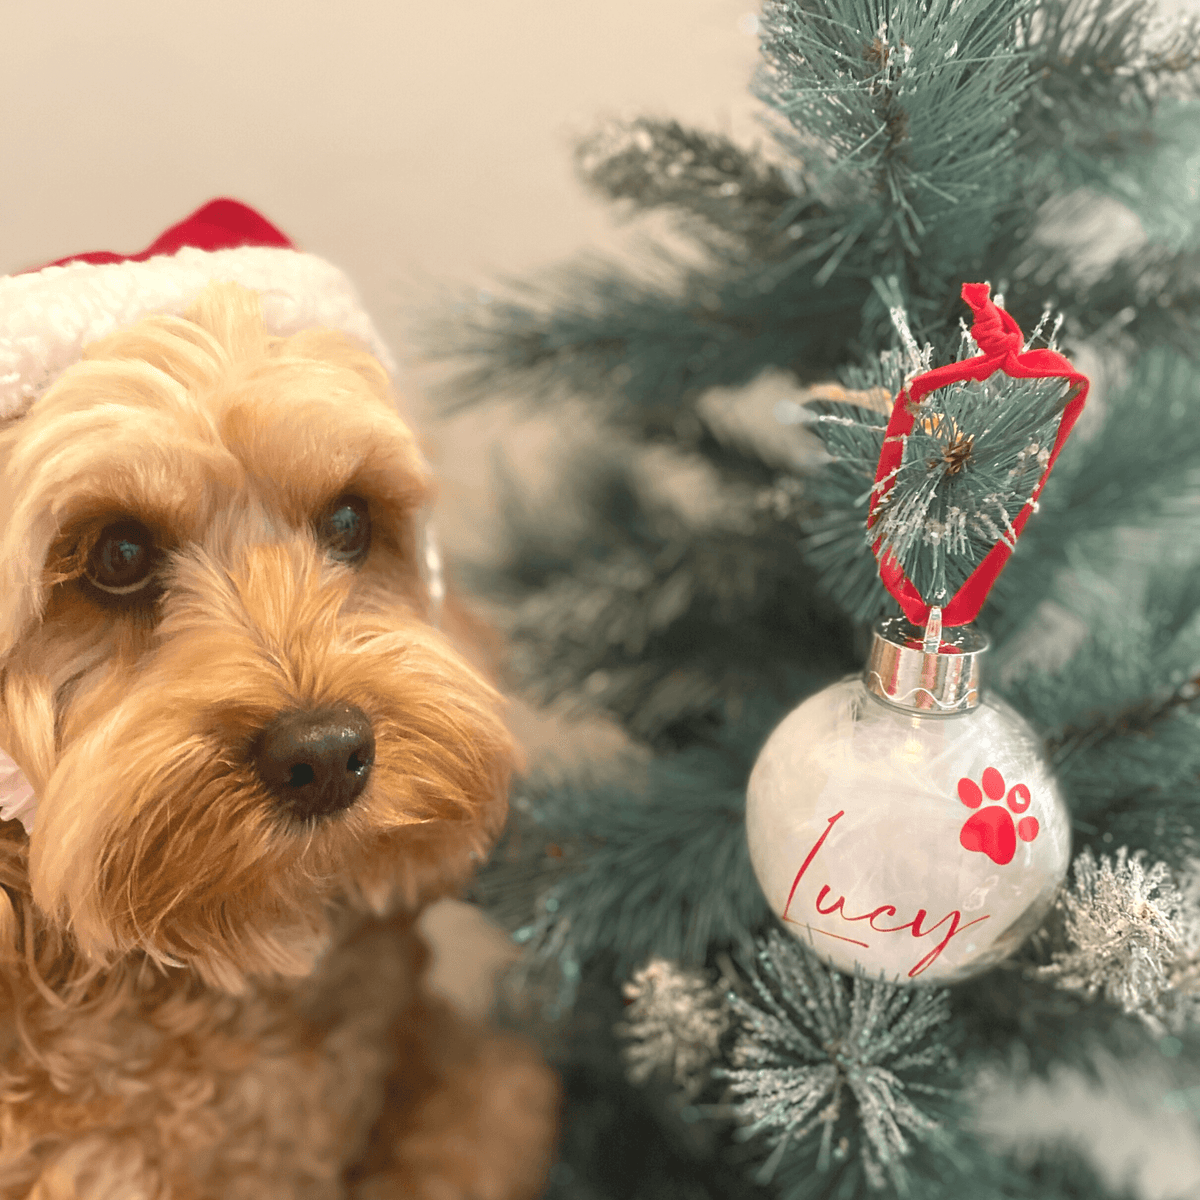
xmin=0 ymin=198 xmax=396 ymax=419
xmin=35 ymin=198 xmax=295 ymax=270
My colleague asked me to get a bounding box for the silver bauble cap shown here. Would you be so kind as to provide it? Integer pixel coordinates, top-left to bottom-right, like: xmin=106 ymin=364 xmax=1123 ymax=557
xmin=864 ymin=612 xmax=988 ymax=714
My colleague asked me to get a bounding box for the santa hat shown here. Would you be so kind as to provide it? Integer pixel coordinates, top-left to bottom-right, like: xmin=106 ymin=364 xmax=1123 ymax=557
xmin=0 ymin=198 xmax=398 ymax=418
xmin=0 ymin=200 xmax=443 ymax=835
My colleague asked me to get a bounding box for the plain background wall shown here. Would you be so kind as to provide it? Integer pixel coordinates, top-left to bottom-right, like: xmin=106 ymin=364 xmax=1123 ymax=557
xmin=2 ymin=2 xmax=760 ymax=313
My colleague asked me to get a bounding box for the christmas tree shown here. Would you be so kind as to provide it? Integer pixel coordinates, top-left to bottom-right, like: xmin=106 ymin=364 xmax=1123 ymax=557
xmin=430 ymin=2 xmax=1200 ymax=1196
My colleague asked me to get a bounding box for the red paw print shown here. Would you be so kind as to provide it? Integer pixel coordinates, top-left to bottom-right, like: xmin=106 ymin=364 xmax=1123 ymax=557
xmin=957 ymin=767 xmax=1039 ymax=866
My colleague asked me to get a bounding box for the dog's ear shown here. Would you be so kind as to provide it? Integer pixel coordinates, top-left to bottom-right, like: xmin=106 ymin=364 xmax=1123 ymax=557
xmin=0 ymin=675 xmax=56 ymax=804
xmin=0 ymin=827 xmax=29 ymax=963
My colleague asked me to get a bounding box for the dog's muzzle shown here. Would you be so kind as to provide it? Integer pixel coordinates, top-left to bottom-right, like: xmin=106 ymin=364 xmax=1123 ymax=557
xmin=0 ymin=513 xmax=445 ymax=836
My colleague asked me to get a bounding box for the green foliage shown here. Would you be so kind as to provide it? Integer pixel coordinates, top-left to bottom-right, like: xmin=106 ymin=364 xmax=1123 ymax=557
xmin=721 ymin=931 xmax=960 ymax=1196
xmin=995 ymin=552 xmax=1200 ymax=865
xmin=474 ymin=719 xmax=783 ymax=1007
xmin=576 ymin=119 xmax=795 ymax=261
xmin=1018 ymin=0 xmax=1200 ymax=200
xmin=867 ymin=375 xmax=1069 ymax=608
xmin=480 ymin=449 xmax=856 ymax=748
xmin=793 ymin=343 xmax=912 ymax=621
xmin=433 ymin=0 xmax=1200 ymax=1196
xmin=754 ymin=0 xmax=1029 ymax=307
xmin=798 ymin=343 xmax=1200 ymax=641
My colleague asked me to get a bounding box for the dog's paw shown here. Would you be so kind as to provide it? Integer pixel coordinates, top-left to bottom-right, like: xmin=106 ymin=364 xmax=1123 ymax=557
xmin=348 ymin=1005 xmax=559 ymax=1200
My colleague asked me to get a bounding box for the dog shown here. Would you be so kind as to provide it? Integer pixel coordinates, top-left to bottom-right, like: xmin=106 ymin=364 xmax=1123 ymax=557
xmin=0 ymin=211 xmax=558 ymax=1198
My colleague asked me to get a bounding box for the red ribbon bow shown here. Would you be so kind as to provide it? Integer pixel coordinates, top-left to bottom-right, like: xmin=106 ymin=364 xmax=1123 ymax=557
xmin=866 ymin=283 xmax=1089 ymax=628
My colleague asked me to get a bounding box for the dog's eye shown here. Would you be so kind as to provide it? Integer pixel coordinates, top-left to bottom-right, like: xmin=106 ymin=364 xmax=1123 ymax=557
xmin=316 ymin=495 xmax=371 ymax=565
xmin=85 ymin=520 xmax=158 ymax=595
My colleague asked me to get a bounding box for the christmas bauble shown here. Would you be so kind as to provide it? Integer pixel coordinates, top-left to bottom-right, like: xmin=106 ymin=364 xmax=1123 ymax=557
xmin=745 ymin=617 xmax=1070 ymax=985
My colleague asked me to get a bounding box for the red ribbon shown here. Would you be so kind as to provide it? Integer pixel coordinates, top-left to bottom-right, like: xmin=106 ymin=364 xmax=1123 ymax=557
xmin=866 ymin=283 xmax=1089 ymax=628
xmin=23 ymin=198 xmax=294 ymax=273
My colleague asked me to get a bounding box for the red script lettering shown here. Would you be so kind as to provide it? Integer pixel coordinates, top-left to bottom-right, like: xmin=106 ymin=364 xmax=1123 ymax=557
xmin=780 ymin=812 xmax=990 ymax=977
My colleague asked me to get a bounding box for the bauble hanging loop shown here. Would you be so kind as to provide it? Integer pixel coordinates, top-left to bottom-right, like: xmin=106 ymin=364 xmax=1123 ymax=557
xmin=868 ymin=283 xmax=1090 ymax=630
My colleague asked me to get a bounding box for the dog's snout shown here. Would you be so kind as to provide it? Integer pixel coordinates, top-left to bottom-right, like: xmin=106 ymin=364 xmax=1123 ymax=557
xmin=253 ymin=704 xmax=375 ymax=819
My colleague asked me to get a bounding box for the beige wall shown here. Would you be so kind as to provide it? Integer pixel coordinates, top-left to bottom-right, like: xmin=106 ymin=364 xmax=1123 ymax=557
xmin=3 ymin=2 xmax=759 ymax=311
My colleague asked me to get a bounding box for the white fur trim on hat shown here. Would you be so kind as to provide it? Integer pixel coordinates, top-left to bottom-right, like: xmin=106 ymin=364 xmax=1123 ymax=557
xmin=0 ymin=244 xmax=397 ymax=421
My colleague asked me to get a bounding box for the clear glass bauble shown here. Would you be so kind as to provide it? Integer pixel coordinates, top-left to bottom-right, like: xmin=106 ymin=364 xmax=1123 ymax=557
xmin=745 ymin=677 xmax=1070 ymax=985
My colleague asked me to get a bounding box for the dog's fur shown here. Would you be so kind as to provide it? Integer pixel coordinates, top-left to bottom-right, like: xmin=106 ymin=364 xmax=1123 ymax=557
xmin=0 ymin=283 xmax=558 ymax=1198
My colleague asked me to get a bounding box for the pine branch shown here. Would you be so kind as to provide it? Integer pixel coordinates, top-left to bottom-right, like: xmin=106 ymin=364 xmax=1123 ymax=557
xmin=795 ymin=398 xmax=893 ymax=621
xmin=1047 ymin=707 xmax=1200 ymax=869
xmin=793 ymin=351 xmax=913 ymax=622
xmin=500 ymin=545 xmax=849 ymax=747
xmin=1041 ymin=674 xmax=1200 ymax=765
xmin=576 ymin=118 xmax=807 ymax=261
xmin=1035 ymin=847 xmax=1200 ymax=1032
xmin=1071 ymin=241 xmax=1200 ymax=356
xmin=473 ymin=731 xmax=779 ymax=1002
xmin=429 ymin=255 xmax=876 ymax=423
xmin=718 ymin=930 xmax=961 ymax=1197
xmin=970 ymin=352 xmax=1200 ymax=643
xmin=869 ymin=374 xmax=1072 ymax=608
xmin=1017 ymin=0 xmax=1200 ymax=164
xmin=616 ymin=958 xmax=732 ymax=1102
xmin=754 ymin=0 xmax=1032 ymax=296
xmin=529 ymin=955 xmax=774 ymax=1200
xmin=992 ymin=237 xmax=1200 ymax=371
xmin=996 ymin=557 xmax=1200 ymax=864
xmin=794 ymin=310 xmax=1081 ymax=627
xmin=483 ymin=456 xmax=855 ymax=747
xmin=797 ymin=339 xmax=1200 ymax=636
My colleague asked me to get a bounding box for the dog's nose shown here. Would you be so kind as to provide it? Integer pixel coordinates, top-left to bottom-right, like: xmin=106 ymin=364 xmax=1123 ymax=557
xmin=253 ymin=704 xmax=375 ymax=819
